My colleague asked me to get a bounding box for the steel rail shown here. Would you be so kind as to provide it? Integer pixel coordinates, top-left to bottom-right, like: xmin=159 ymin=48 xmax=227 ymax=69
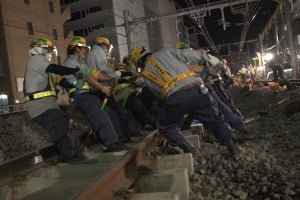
xmin=0 ymin=131 xmax=159 ymax=200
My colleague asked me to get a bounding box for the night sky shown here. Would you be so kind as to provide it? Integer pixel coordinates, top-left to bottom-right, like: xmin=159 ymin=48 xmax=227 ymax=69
xmin=174 ymin=0 xmax=278 ymax=55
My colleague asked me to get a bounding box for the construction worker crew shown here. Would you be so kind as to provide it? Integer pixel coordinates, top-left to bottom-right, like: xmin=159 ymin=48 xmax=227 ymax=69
xmin=87 ymin=36 xmax=141 ymax=140
xmin=127 ymin=47 xmax=244 ymax=157
xmin=60 ymin=36 xmax=124 ymax=152
xmin=24 ymin=38 xmax=84 ymax=161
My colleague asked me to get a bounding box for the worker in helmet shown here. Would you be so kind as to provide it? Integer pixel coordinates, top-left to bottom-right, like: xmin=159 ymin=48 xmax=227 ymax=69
xmin=197 ymin=56 xmax=247 ymax=135
xmin=87 ymin=36 xmax=142 ymax=141
xmin=222 ymin=59 xmax=232 ymax=77
xmin=178 ymin=49 xmax=247 ymax=136
xmin=59 ymin=36 xmax=125 ymax=151
xmin=113 ymin=62 xmax=156 ymax=130
xmin=127 ymin=47 xmax=244 ymax=158
xmin=175 ymin=42 xmax=189 ymax=49
xmin=24 ymin=37 xmax=89 ymax=162
xmin=86 ymin=36 xmax=118 ymax=78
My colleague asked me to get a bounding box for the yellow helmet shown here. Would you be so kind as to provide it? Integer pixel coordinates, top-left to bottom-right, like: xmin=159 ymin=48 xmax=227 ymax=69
xmin=30 ymin=38 xmax=53 ymax=49
xmin=68 ymin=36 xmax=87 ymax=47
xmin=94 ymin=37 xmax=110 ymax=46
xmin=175 ymin=42 xmax=188 ymax=49
xmin=127 ymin=47 xmax=147 ymax=67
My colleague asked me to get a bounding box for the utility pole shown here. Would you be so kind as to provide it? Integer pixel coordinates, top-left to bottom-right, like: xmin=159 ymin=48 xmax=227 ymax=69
xmin=282 ymin=0 xmax=299 ymax=78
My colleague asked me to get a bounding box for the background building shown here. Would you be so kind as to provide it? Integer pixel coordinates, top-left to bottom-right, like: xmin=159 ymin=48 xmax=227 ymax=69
xmin=0 ymin=0 xmax=70 ymax=104
xmin=0 ymin=0 xmax=181 ymax=105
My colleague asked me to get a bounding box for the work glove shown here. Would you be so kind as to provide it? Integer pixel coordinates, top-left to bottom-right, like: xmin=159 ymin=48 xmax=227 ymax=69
xmin=199 ymin=81 xmax=209 ymax=95
xmin=102 ymin=85 xmax=113 ymax=96
xmin=72 ymin=79 xmax=84 ymax=89
xmin=134 ymin=77 xmax=144 ymax=87
xmin=75 ymin=66 xmax=93 ymax=79
xmin=202 ymin=53 xmax=220 ymax=67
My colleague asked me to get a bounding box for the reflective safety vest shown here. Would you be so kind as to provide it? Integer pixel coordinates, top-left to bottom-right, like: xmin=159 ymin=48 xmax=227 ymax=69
xmin=142 ymin=56 xmax=196 ymax=100
xmin=68 ymin=82 xmax=91 ymax=94
xmin=25 ymin=73 xmax=56 ymax=102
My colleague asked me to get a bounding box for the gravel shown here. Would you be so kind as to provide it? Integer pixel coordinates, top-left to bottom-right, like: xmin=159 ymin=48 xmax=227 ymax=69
xmin=0 ymin=85 xmax=299 ymax=200
xmin=189 ymin=86 xmax=300 ymax=200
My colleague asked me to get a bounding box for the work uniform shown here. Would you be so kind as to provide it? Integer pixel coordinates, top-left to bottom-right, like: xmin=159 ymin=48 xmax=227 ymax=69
xmin=141 ymin=48 xmax=235 ymax=145
xmin=63 ymin=55 xmax=119 ymax=146
xmin=87 ymin=45 xmax=141 ymax=140
xmin=24 ymin=54 xmax=83 ymax=159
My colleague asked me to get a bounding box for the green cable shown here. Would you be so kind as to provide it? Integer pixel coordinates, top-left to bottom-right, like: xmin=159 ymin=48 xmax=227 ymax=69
xmin=122 ymin=90 xmax=131 ymax=107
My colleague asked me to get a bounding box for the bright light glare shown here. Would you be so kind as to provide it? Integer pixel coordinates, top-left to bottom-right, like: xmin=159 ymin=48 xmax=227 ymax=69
xmin=53 ymin=46 xmax=58 ymax=56
xmin=264 ymin=53 xmax=274 ymax=61
xmin=256 ymin=66 xmax=264 ymax=71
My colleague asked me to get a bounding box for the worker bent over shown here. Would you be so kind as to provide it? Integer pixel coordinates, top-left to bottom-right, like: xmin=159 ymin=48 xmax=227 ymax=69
xmin=127 ymin=47 xmax=244 ymax=158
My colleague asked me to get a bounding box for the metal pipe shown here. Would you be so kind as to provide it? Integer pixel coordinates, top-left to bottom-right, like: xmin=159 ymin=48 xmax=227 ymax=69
xmin=123 ymin=10 xmax=131 ymax=51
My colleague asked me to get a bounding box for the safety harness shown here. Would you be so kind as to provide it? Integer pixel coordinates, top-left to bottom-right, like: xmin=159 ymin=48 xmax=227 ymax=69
xmin=25 ymin=73 xmax=56 ymax=102
xmin=141 ymin=55 xmax=196 ymax=100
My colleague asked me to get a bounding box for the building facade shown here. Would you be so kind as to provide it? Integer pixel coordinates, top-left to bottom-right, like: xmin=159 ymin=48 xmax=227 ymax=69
xmin=0 ymin=0 xmax=184 ymax=105
xmin=0 ymin=0 xmax=70 ymax=104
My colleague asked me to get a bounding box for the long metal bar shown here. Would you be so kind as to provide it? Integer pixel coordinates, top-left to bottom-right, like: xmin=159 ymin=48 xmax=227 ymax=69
xmin=201 ymin=39 xmax=258 ymax=49
xmin=123 ymin=10 xmax=132 ymax=50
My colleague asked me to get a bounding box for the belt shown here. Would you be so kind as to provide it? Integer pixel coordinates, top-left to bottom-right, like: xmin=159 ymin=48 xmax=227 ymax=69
xmin=179 ymin=83 xmax=200 ymax=91
xmin=25 ymin=91 xmax=56 ymax=102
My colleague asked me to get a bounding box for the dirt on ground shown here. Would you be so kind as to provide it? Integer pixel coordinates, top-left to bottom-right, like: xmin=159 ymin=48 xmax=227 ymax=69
xmin=0 ymin=84 xmax=300 ymax=200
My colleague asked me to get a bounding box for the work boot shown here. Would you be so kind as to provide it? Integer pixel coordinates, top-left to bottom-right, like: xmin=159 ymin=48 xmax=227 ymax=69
xmin=61 ymin=153 xmax=98 ymax=164
xmin=178 ymin=140 xmax=200 ymax=157
xmin=103 ymin=143 xmax=126 ymax=152
xmin=225 ymin=139 xmax=245 ymax=159
xmin=237 ymin=125 xmax=249 ymax=135
xmin=236 ymin=126 xmax=253 ymax=142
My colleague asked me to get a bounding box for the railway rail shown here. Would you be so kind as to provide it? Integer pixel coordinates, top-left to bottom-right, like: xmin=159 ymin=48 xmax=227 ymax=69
xmin=254 ymin=79 xmax=300 ymax=86
xmin=0 ymin=129 xmax=187 ymax=200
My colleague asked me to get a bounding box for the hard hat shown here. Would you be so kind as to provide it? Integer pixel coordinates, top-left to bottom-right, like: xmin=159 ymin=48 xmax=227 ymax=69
xmin=94 ymin=37 xmax=110 ymax=46
xmin=30 ymin=38 xmax=53 ymax=49
xmin=175 ymin=42 xmax=188 ymax=49
xmin=68 ymin=36 xmax=87 ymax=47
xmin=127 ymin=47 xmax=147 ymax=67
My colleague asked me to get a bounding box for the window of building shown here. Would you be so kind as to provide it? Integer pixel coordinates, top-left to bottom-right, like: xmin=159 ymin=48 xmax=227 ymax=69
xmin=27 ymin=22 xmax=33 ymax=35
xmin=89 ymin=6 xmax=102 ymax=13
xmin=49 ymin=1 xmax=54 ymax=13
xmin=74 ymin=29 xmax=83 ymax=36
xmin=0 ymin=57 xmax=5 ymax=76
xmin=81 ymin=10 xmax=86 ymax=18
xmin=52 ymin=29 xmax=57 ymax=40
xmin=84 ymin=28 xmax=88 ymax=36
xmin=24 ymin=0 xmax=29 ymax=4
xmin=92 ymin=24 xmax=105 ymax=31
xmin=60 ymin=0 xmax=78 ymax=6
xmin=71 ymin=11 xmax=81 ymax=20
